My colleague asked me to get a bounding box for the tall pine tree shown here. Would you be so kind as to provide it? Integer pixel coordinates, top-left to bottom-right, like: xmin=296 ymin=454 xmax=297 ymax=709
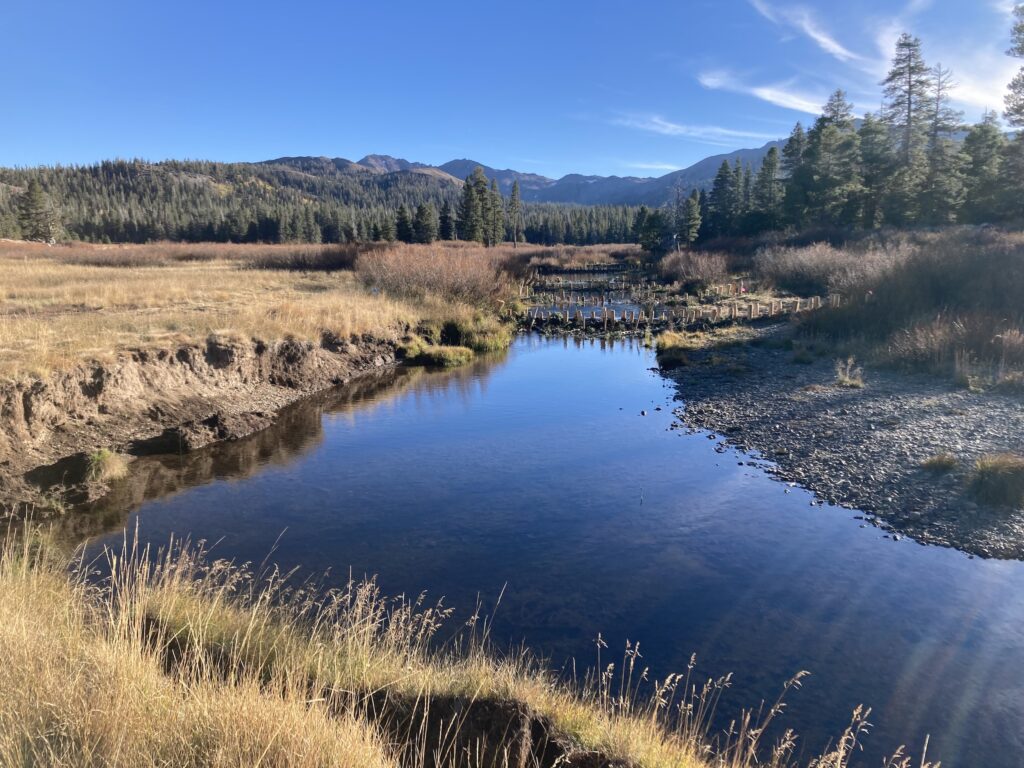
xmin=858 ymin=114 xmax=895 ymax=228
xmin=458 ymin=167 xmax=489 ymax=243
xmin=1005 ymin=4 xmax=1024 ymax=126
xmin=962 ymin=112 xmax=1006 ymax=224
xmin=919 ymin=64 xmax=965 ymax=225
xmin=782 ymin=123 xmax=810 ymax=229
xmin=882 ymin=33 xmax=932 ymax=166
xmin=488 ymin=179 xmax=504 ymax=246
xmin=439 ymin=200 xmax=456 ymax=240
xmin=395 ymin=204 xmax=415 ymax=243
xmin=707 ymin=161 xmax=737 ymax=238
xmin=881 ymin=34 xmax=932 ymax=225
xmin=803 ymin=90 xmax=863 ymax=227
xmin=682 ymin=190 xmax=702 ymax=246
xmin=1003 ymin=4 xmax=1024 ymax=221
xmin=751 ymin=146 xmax=784 ymax=232
xmin=413 ymin=202 xmax=438 ymax=244
xmin=17 ymin=180 xmax=60 ymax=242
xmin=508 ymin=180 xmax=522 ymax=246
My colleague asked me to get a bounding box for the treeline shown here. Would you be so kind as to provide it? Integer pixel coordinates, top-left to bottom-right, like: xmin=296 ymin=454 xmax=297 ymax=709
xmin=0 ymin=158 xmax=640 ymax=247
xmin=639 ymin=23 xmax=1024 ymax=251
xmin=385 ymin=169 xmax=638 ymax=246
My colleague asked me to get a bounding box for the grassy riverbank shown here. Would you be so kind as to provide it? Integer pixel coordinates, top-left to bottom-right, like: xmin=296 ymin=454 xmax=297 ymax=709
xmin=0 ymin=241 xmax=523 ymax=380
xmin=0 ymin=530 xmax=909 ymax=768
xmin=753 ymin=228 xmax=1024 ymax=388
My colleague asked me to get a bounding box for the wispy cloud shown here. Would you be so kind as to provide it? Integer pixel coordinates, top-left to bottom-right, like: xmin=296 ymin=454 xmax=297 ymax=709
xmin=990 ymin=0 xmax=1018 ymax=15
xmin=622 ymin=161 xmax=681 ymax=172
xmin=748 ymin=0 xmax=864 ymax=63
xmin=698 ymin=70 xmax=826 ymax=114
xmin=611 ymin=114 xmax=778 ymax=145
xmin=936 ymin=52 xmax=1018 ymax=112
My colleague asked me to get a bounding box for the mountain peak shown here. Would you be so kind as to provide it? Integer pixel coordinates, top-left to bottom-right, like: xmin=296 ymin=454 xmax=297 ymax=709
xmin=356 ymin=155 xmax=428 ymax=173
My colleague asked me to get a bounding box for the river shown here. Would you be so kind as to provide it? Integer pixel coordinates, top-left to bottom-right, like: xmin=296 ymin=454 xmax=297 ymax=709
xmin=81 ymin=335 xmax=1024 ymax=767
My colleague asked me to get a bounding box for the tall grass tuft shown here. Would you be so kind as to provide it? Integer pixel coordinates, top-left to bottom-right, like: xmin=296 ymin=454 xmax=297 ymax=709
xmin=87 ymin=449 xmax=129 ymax=482
xmin=834 ymin=357 xmax=865 ymax=388
xmin=969 ymin=453 xmax=1024 ymax=507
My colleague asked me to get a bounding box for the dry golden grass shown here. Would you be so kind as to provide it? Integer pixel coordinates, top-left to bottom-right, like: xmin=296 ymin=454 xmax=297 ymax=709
xmin=0 ymin=531 xmax=932 ymax=768
xmin=0 ymin=241 xmax=520 ymax=379
xmin=655 ymin=326 xmax=754 ymax=369
xmin=87 ymin=449 xmax=129 ymax=483
xmin=0 ymin=534 xmax=392 ymax=768
xmin=786 ymin=229 xmax=1024 ymax=381
xmin=921 ymin=453 xmax=958 ymax=473
xmin=970 ymin=453 xmax=1024 ymax=507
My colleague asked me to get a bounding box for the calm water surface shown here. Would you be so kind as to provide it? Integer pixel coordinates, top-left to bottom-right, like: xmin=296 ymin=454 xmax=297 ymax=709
xmin=85 ymin=336 xmax=1024 ymax=767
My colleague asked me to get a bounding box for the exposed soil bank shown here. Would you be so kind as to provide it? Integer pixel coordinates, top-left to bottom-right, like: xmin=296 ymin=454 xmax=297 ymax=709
xmin=0 ymin=333 xmax=398 ymax=512
xmin=665 ymin=325 xmax=1024 ymax=559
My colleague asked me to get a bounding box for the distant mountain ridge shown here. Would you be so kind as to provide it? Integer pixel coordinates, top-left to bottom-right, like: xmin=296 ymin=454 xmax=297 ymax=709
xmin=259 ymin=138 xmax=788 ymax=207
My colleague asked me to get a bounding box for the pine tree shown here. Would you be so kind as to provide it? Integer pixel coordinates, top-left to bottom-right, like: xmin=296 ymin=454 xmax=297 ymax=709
xmin=707 ymin=161 xmax=737 ymax=237
xmin=508 ymin=180 xmax=522 ymax=247
xmin=488 ymin=179 xmax=504 ymax=246
xmin=17 ymin=180 xmax=59 ymax=242
xmin=1001 ymin=136 xmax=1024 ymax=221
xmin=919 ymin=65 xmax=965 ymax=225
xmin=395 ymin=204 xmax=415 ymax=243
xmin=632 ymin=206 xmax=649 ymax=243
xmin=672 ymin=186 xmax=687 ymax=250
xmin=439 ymin=200 xmax=456 ymax=240
xmin=1006 ymin=4 xmax=1024 ymax=126
xmin=804 ymin=90 xmax=863 ymax=227
xmin=881 ymin=33 xmax=932 ymax=167
xmin=638 ymin=209 xmax=669 ymax=254
xmin=681 ymin=189 xmax=702 ymax=246
xmin=302 ymin=206 xmax=321 ymax=243
xmin=858 ymin=113 xmax=895 ymax=228
xmin=733 ymin=160 xmax=747 ymax=225
xmin=782 ymin=123 xmax=810 ymax=228
xmin=413 ymin=202 xmax=438 ymax=244
xmin=751 ymin=146 xmax=784 ymax=232
xmin=458 ymin=168 xmax=489 ymax=243
xmin=962 ymin=112 xmax=1007 ymax=223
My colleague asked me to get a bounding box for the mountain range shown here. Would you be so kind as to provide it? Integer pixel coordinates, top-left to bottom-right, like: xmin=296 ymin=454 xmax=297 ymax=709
xmin=259 ymin=139 xmax=787 ymax=208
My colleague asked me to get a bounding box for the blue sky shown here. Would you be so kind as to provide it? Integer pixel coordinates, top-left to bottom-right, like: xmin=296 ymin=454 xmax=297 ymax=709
xmin=3 ymin=0 xmax=1018 ymax=177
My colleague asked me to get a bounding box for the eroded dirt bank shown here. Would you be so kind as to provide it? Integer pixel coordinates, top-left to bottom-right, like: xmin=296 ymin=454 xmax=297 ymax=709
xmin=665 ymin=325 xmax=1024 ymax=559
xmin=0 ymin=333 xmax=398 ymax=511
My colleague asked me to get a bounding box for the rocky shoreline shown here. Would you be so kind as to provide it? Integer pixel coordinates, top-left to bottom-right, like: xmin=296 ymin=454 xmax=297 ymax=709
xmin=664 ymin=325 xmax=1024 ymax=559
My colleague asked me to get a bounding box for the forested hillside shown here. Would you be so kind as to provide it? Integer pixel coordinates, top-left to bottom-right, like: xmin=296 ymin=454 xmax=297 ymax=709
xmin=0 ymin=158 xmax=641 ymax=246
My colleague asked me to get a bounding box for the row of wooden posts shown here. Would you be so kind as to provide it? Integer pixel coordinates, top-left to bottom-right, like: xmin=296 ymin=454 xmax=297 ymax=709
xmin=526 ymin=294 xmax=840 ymax=329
